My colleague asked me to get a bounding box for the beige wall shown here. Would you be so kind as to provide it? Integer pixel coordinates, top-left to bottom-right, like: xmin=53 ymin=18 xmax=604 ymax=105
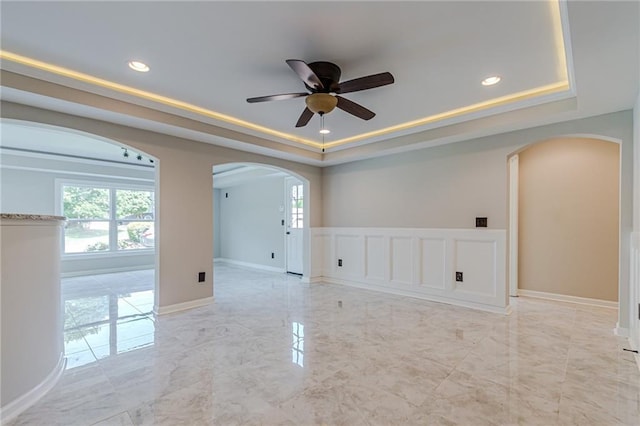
xmin=323 ymin=111 xmax=633 ymax=327
xmin=518 ymin=138 xmax=620 ymax=301
xmin=0 ymin=102 xmax=322 ymax=310
xmin=1 ymin=102 xmax=635 ymax=329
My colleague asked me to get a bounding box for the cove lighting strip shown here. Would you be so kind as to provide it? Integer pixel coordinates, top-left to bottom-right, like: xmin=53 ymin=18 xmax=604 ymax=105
xmin=0 ymin=0 xmax=569 ymax=152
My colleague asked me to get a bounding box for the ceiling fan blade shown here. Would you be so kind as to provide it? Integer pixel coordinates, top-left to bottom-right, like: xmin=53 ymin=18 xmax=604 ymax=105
xmin=336 ymin=72 xmax=394 ymax=94
xmin=336 ymin=96 xmax=375 ymax=120
xmin=295 ymin=107 xmax=314 ymax=127
xmin=286 ymin=59 xmax=325 ymax=90
xmin=246 ymin=92 xmax=308 ymax=103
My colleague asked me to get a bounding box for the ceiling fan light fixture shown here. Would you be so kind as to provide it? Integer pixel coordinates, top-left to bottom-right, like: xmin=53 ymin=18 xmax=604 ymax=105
xmin=481 ymin=75 xmax=501 ymax=86
xmin=305 ymin=93 xmax=338 ymax=115
xmin=128 ymin=61 xmax=150 ymax=72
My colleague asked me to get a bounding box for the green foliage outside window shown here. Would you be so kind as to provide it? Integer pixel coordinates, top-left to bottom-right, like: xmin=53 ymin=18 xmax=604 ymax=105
xmin=116 ymin=190 xmax=153 ymax=218
xmin=63 ymin=187 xmax=109 ymax=219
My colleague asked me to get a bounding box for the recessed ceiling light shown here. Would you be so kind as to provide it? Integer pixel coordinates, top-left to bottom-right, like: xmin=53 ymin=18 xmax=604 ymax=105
xmin=128 ymin=61 xmax=149 ymax=72
xmin=319 ymin=129 xmax=331 ymax=135
xmin=481 ymin=76 xmax=501 ymax=86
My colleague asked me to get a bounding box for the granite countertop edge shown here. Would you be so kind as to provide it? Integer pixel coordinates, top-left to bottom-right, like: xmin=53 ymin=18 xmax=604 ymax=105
xmin=0 ymin=213 xmax=66 ymax=221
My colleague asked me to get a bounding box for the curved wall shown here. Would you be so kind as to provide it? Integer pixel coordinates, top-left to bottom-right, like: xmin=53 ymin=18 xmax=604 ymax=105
xmin=1 ymin=215 xmax=65 ymax=419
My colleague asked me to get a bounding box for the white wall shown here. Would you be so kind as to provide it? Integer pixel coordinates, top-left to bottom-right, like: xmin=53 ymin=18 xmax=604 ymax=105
xmin=323 ymin=111 xmax=634 ymax=329
xmin=0 ymin=153 xmax=155 ymax=275
xmin=213 ymin=188 xmax=221 ymax=258
xmin=219 ymin=176 xmax=286 ymax=270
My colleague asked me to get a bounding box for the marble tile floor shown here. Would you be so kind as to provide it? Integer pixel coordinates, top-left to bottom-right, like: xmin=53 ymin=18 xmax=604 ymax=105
xmin=7 ymin=265 xmax=640 ymax=425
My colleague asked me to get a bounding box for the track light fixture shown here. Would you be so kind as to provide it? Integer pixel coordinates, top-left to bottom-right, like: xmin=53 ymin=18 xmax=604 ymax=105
xmin=120 ymin=147 xmax=155 ymax=165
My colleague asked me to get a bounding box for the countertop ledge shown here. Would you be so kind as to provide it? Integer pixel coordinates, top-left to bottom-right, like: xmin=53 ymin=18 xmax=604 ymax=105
xmin=1 ymin=214 xmax=66 ymax=221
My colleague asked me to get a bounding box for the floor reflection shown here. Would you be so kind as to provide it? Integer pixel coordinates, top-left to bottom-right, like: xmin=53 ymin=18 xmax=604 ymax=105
xmin=62 ymin=270 xmax=155 ymax=369
xmin=292 ymin=321 xmax=304 ymax=367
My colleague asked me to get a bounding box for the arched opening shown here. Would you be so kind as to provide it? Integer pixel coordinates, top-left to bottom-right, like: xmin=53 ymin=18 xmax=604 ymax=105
xmin=508 ymin=135 xmax=621 ymax=305
xmin=0 ymin=119 xmax=160 ymax=370
xmin=212 ymin=162 xmax=311 ymax=285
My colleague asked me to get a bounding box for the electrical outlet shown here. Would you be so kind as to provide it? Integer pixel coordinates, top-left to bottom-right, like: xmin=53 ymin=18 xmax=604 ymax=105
xmin=198 ymin=272 xmax=206 ymax=282
xmin=476 ymin=217 xmax=488 ymax=228
xmin=456 ymin=271 xmax=463 ymax=282
xmin=338 ymin=259 xmax=343 ymax=267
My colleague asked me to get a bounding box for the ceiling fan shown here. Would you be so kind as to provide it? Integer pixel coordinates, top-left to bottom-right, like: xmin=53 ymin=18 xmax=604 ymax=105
xmin=246 ymin=59 xmax=394 ymax=128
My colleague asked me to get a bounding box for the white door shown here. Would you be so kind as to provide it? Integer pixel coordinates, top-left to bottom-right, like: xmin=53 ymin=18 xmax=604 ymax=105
xmin=286 ymin=178 xmax=304 ymax=274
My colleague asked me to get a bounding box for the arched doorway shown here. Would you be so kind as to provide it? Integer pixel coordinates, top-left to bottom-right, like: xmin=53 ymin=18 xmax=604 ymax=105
xmin=212 ymin=162 xmax=311 ymax=279
xmin=508 ymin=136 xmax=621 ymax=305
xmin=0 ymin=119 xmax=159 ymax=368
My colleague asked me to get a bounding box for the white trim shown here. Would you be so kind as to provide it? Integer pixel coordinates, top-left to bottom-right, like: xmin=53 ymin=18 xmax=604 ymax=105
xmin=323 ymin=277 xmax=511 ymax=315
xmin=614 ymin=324 xmax=629 ymax=338
xmin=62 ymin=249 xmax=154 ymax=261
xmin=0 ymin=164 xmax=154 ymax=182
xmin=508 ymin=154 xmax=519 ymax=297
xmin=153 ymin=296 xmax=214 ymax=316
xmin=0 ymin=353 xmax=65 ymax=425
xmin=215 ymin=258 xmax=286 ymax=274
xmin=518 ymin=289 xmax=618 ymax=309
xmin=0 ymin=146 xmax=155 ymax=172
xmin=61 ymin=264 xmax=154 ymax=278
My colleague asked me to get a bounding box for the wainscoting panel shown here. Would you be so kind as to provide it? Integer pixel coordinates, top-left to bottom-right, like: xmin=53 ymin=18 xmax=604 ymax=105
xmin=334 ymin=234 xmax=362 ymax=280
xmin=419 ymin=238 xmax=447 ymax=290
xmin=311 ymin=228 xmax=508 ymax=313
xmin=365 ymin=235 xmax=386 ymax=282
xmin=453 ymin=239 xmax=498 ymax=305
xmin=391 ymin=236 xmax=413 ymax=286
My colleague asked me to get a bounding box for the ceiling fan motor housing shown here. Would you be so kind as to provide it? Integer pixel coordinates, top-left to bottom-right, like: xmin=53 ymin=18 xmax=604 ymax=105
xmin=305 ymin=61 xmax=341 ymax=92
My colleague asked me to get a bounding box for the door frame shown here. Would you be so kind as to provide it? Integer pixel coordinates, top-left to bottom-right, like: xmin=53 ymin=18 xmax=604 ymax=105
xmin=284 ymin=176 xmax=304 ymax=275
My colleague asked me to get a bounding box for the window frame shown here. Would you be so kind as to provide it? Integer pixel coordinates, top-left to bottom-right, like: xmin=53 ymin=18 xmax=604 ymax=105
xmin=56 ymin=179 xmax=155 ymax=258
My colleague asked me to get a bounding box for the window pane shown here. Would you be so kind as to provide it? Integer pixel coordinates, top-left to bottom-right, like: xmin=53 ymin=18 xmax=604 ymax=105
xmin=63 ymin=186 xmax=110 ymax=219
xmin=118 ymin=222 xmax=154 ymax=250
xmin=64 ymin=221 xmax=110 ymax=253
xmin=116 ymin=190 xmax=154 ymax=220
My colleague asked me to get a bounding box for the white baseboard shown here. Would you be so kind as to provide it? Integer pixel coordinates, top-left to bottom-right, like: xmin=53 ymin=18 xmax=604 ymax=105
xmin=154 ymin=296 xmax=213 ymax=316
xmin=61 ymin=264 xmax=154 ymax=278
xmin=518 ymin=289 xmax=618 ymax=309
xmin=322 ymin=277 xmax=511 ymax=315
xmin=215 ymin=258 xmax=285 ymax=274
xmin=0 ymin=353 xmax=65 ymax=424
xmin=614 ymin=325 xmax=629 ymax=338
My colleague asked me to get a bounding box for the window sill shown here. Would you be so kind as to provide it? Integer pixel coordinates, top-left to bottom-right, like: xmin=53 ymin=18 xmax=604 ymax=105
xmin=62 ymin=249 xmax=155 ymax=260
